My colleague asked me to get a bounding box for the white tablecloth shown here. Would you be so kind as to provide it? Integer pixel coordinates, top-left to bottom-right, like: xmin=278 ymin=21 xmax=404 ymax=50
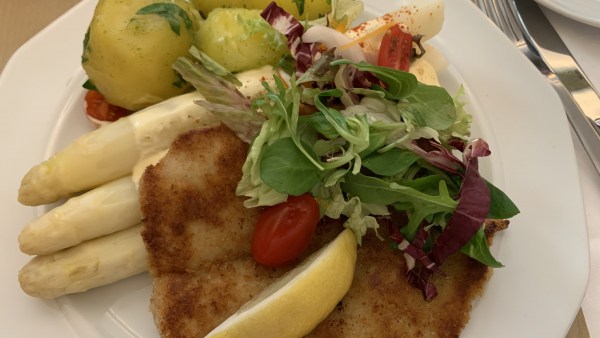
xmin=543 ymin=7 xmax=600 ymax=337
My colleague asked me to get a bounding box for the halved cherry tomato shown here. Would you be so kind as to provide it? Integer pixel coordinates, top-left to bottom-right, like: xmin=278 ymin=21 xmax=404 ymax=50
xmin=252 ymin=194 xmax=320 ymax=267
xmin=377 ymin=24 xmax=413 ymax=72
xmin=84 ymin=90 xmax=131 ymax=127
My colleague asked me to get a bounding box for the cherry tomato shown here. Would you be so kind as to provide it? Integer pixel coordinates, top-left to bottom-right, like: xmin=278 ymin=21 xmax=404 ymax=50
xmin=252 ymin=194 xmax=320 ymax=267
xmin=84 ymin=90 xmax=131 ymax=127
xmin=377 ymin=24 xmax=413 ymax=72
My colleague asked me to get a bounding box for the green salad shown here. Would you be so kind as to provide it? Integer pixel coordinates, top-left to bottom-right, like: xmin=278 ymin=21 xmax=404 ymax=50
xmin=173 ymin=1 xmax=519 ymax=300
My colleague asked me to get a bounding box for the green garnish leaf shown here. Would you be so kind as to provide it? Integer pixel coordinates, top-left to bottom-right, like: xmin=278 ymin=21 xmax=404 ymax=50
xmin=292 ymin=0 xmax=306 ymax=15
xmin=331 ymin=59 xmax=419 ymax=99
xmin=136 ymin=3 xmax=193 ymax=36
xmin=305 ymin=113 xmax=340 ymax=140
xmin=341 ymin=173 xmax=456 ymax=212
xmin=485 ymin=179 xmax=520 ymax=219
xmin=188 ymin=46 xmax=242 ymax=86
xmin=341 ymin=173 xmax=457 ymax=240
xmin=171 ymin=72 xmax=187 ymax=88
xmin=357 ymin=131 xmax=387 ymax=158
xmin=460 ymin=226 xmax=504 ymax=267
xmin=82 ymin=79 xmax=97 ymax=91
xmin=81 ymin=27 xmax=91 ymax=63
xmin=277 ymin=54 xmax=296 ymax=75
xmin=362 ymin=148 xmax=420 ymax=176
xmin=313 ymin=89 xmax=370 ymax=154
xmin=260 ymin=137 xmax=321 ymax=195
xmin=402 ymin=175 xmax=450 ymax=197
xmin=402 ymin=83 xmax=457 ymax=131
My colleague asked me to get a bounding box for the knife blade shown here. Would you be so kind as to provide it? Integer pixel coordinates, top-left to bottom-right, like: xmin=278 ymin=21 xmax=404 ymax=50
xmin=511 ymin=0 xmax=600 ymax=174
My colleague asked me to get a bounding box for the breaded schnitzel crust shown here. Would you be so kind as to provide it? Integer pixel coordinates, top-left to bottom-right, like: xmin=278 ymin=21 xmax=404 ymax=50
xmin=140 ymin=126 xmax=272 ymax=337
xmin=141 ymin=125 xmax=261 ymax=274
xmin=311 ymin=219 xmax=508 ymax=338
xmin=150 ymin=259 xmax=285 ymax=338
xmin=140 ymin=126 xmax=508 ymax=338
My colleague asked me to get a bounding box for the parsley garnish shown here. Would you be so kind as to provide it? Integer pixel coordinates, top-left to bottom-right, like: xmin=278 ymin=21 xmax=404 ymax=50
xmin=136 ymin=3 xmax=193 ymax=36
xmin=292 ymin=0 xmax=305 ymax=15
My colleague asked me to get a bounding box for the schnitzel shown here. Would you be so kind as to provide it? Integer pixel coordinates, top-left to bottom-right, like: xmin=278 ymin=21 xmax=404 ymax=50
xmin=140 ymin=125 xmax=507 ymax=338
xmin=140 ymin=126 xmax=275 ymax=337
xmin=309 ymin=219 xmax=507 ymax=337
xmin=141 ymin=126 xmax=261 ymax=274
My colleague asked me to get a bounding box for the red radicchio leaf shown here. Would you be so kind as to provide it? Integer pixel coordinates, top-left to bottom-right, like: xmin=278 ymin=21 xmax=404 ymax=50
xmin=261 ymin=2 xmax=320 ymax=76
xmin=391 ymin=230 xmax=440 ymax=274
xmin=407 ymin=267 xmax=438 ymax=301
xmin=390 ymin=224 xmax=441 ymax=301
xmin=448 ymin=136 xmax=467 ymax=153
xmin=410 ymin=138 xmax=465 ymax=175
xmin=390 ymin=139 xmax=492 ymax=300
xmin=430 ymin=139 xmax=491 ymax=266
xmin=463 ymin=138 xmax=491 ymax=161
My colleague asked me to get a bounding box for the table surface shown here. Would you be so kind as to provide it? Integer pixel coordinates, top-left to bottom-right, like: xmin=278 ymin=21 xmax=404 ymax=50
xmin=0 ymin=1 xmax=594 ymax=337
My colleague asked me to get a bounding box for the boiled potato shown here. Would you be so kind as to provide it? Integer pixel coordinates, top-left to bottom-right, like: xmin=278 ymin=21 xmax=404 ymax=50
xmin=192 ymin=0 xmax=330 ymax=20
xmin=197 ymin=8 xmax=288 ymax=73
xmin=82 ymin=0 xmax=202 ymax=111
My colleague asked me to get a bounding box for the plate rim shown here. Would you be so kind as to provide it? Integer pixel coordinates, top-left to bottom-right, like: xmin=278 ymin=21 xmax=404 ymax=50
xmin=535 ymin=0 xmax=600 ymax=28
xmin=0 ymin=0 xmax=589 ymax=337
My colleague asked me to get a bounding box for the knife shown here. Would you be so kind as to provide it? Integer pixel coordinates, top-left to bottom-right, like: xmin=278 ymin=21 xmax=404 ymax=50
xmin=511 ymin=0 xmax=600 ymax=174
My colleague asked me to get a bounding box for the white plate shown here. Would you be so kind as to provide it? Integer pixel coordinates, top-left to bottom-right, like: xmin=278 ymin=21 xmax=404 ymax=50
xmin=0 ymin=0 xmax=589 ymax=337
xmin=535 ymin=0 xmax=600 ymax=28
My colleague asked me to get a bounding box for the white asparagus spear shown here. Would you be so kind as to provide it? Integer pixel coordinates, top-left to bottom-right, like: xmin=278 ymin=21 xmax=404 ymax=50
xmin=18 ymin=65 xmax=279 ymax=207
xmin=18 ymin=176 xmax=141 ymax=255
xmin=18 ymin=225 xmax=146 ymax=299
xmin=18 ymin=91 xmax=221 ymax=206
xmin=19 ymin=148 xmax=168 ymax=256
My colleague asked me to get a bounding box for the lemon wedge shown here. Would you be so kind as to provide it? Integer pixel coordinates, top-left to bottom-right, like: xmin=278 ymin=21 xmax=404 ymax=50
xmin=206 ymin=228 xmax=358 ymax=338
